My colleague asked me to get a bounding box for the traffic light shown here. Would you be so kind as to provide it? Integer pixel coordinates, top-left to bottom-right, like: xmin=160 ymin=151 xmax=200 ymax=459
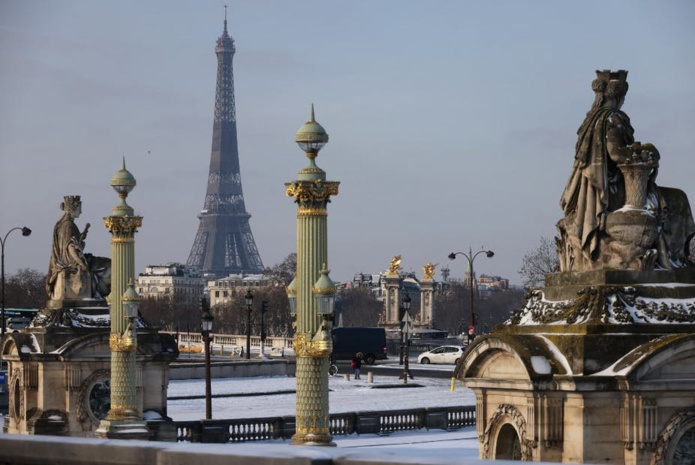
xmin=261 ymin=301 xmax=269 ymax=314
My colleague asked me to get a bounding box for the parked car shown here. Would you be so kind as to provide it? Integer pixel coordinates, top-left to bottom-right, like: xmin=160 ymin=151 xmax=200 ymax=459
xmin=417 ymin=345 xmax=465 ymax=365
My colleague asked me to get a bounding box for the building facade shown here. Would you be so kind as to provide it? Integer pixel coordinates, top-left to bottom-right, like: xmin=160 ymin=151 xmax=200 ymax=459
xmin=136 ymin=263 xmax=203 ymax=304
xmin=207 ymin=273 xmax=270 ymax=308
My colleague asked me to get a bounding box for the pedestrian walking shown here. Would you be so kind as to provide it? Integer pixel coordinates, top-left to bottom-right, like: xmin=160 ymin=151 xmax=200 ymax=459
xmin=351 ymin=352 xmax=363 ymax=379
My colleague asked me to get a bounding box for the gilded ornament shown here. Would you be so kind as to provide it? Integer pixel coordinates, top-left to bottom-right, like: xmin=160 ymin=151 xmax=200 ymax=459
xmin=388 ymin=255 xmax=403 ymax=275
xmin=109 ymin=332 xmax=136 ymax=352
xmin=422 ymin=263 xmax=437 ymax=281
xmin=293 ymin=332 xmax=333 ymax=358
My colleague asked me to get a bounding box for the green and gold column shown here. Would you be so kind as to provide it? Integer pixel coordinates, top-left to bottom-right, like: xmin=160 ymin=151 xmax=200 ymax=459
xmin=96 ymin=159 xmax=149 ymax=439
xmin=286 ymin=106 xmax=339 ymax=446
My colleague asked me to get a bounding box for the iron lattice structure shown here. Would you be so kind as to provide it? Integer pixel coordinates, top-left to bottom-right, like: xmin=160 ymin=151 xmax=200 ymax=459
xmin=187 ymin=16 xmax=263 ymax=277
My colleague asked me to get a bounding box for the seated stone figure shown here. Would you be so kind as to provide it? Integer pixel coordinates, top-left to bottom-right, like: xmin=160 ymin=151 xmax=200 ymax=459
xmin=46 ymin=195 xmax=111 ymax=305
xmin=558 ymin=70 xmax=695 ymax=272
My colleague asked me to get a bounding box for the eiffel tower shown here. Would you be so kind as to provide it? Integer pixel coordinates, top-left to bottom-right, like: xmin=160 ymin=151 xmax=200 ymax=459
xmin=187 ymin=11 xmax=264 ymax=278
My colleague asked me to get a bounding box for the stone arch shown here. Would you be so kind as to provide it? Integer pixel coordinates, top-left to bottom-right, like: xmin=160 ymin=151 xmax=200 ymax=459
xmin=9 ymin=367 xmax=24 ymax=425
xmin=629 ymin=335 xmax=695 ymax=382
xmin=76 ymin=369 xmax=110 ymax=426
xmin=496 ymin=423 xmax=523 ymax=460
xmin=651 ymin=408 xmax=695 ymax=465
xmin=482 ymin=404 xmax=535 ymax=460
xmin=458 ymin=337 xmax=534 ymax=381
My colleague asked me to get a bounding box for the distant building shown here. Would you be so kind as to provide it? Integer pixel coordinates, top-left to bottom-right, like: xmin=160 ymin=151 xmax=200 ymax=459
xmin=207 ymin=273 xmax=271 ymax=307
xmin=136 ymin=263 xmax=203 ymax=304
xmin=350 ymin=271 xmax=420 ymax=300
xmin=478 ymin=274 xmax=509 ymax=294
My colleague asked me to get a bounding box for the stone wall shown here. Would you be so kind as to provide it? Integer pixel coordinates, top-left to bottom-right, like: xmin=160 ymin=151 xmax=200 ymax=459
xmin=169 ymin=359 xmax=295 ymax=379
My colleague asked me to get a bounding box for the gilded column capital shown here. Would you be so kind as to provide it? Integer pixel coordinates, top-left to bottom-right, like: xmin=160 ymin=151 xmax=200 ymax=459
xmin=104 ymin=215 xmax=143 ymax=235
xmin=286 ymin=180 xmax=339 ymax=211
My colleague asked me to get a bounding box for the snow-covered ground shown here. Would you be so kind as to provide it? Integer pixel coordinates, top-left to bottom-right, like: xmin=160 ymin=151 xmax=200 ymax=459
xmin=168 ymin=371 xmax=475 ymax=421
xmin=167 ymin=366 xmax=480 ymax=457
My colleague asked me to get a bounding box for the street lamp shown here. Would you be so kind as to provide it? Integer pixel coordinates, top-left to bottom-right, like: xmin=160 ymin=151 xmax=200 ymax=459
xmin=448 ymin=247 xmax=494 ymax=342
xmin=244 ymin=289 xmax=253 ymax=360
xmin=1 ymin=226 xmax=32 ymax=338
xmin=399 ymin=290 xmax=412 ymax=365
xmin=200 ymin=298 xmax=214 ymax=420
xmin=259 ymin=301 xmax=268 ymax=359
xmin=285 ymin=105 xmax=339 ymax=446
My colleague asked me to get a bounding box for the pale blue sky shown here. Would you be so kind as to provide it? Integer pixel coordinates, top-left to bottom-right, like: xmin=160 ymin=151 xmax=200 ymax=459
xmin=1 ymin=1 xmax=694 ymax=285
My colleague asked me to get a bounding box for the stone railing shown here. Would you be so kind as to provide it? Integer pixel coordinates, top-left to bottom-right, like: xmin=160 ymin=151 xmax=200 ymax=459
xmin=170 ymin=405 xmax=476 ymax=443
xmin=167 ymin=331 xmax=294 ymax=355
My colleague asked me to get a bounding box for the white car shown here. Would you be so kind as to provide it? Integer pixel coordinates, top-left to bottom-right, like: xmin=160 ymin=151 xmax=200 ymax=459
xmin=417 ymin=345 xmax=465 ymax=365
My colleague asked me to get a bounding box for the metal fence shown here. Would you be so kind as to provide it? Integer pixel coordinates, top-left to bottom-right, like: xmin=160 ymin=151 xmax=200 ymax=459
xmin=169 ymin=405 xmax=475 ymax=443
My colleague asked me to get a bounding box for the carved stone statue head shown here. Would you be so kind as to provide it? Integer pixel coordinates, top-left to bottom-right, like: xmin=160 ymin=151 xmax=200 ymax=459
xmin=592 ymin=69 xmax=629 ymax=109
xmin=61 ymin=195 xmax=82 ymax=218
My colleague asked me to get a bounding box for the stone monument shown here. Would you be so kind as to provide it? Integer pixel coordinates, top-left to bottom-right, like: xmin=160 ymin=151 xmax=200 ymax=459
xmin=45 ymin=196 xmax=111 ymax=310
xmin=2 ymin=179 xmax=177 ymax=438
xmin=381 ymin=256 xmax=404 ymax=330
xmin=419 ymin=263 xmax=436 ymax=328
xmin=457 ymin=70 xmax=695 ymax=464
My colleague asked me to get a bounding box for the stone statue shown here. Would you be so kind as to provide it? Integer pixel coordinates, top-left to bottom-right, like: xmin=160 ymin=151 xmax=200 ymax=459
xmin=46 ymin=195 xmax=111 ymax=304
xmin=388 ymin=255 xmax=402 ymax=275
xmin=557 ymin=70 xmax=695 ymax=272
xmin=422 ymin=263 xmax=437 ymax=281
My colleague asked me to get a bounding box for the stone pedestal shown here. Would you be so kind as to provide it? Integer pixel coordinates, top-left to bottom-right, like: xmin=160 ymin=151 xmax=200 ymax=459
xmin=457 ymin=270 xmax=695 ymax=463
xmin=1 ymin=307 xmax=178 ymax=440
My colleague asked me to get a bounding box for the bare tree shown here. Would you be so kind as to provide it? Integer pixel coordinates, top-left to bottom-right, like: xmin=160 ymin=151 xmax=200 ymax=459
xmin=211 ymin=285 xmax=293 ymax=337
xmin=4 ymin=268 xmax=46 ymax=309
xmin=139 ymin=292 xmax=198 ymax=332
xmin=433 ymin=282 xmax=525 ymax=336
xmin=263 ymin=253 xmax=296 ymax=285
xmin=518 ymin=236 xmax=560 ymax=289
xmin=334 ymin=287 xmax=382 ymax=327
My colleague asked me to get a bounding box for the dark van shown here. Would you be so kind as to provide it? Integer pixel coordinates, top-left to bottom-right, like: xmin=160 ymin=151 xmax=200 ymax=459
xmin=331 ymin=327 xmax=387 ymax=365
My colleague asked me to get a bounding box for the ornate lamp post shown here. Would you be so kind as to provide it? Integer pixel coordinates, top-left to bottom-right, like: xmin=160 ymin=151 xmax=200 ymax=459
xmin=399 ymin=290 xmax=411 ymax=365
xmin=201 ymin=298 xmax=214 ymax=420
xmin=448 ymin=247 xmax=494 ymax=341
xmin=244 ymin=289 xmax=253 ymax=359
xmin=96 ymin=158 xmax=148 ymax=439
xmin=259 ymin=300 xmax=268 ymax=358
xmin=1 ymin=226 xmax=31 ymax=338
xmin=401 ymin=291 xmax=414 ymax=384
xmin=285 ymin=105 xmax=339 ymax=446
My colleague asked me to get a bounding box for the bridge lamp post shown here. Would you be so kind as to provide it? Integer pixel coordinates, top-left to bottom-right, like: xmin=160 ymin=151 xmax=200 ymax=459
xmin=448 ymin=247 xmax=494 ymax=341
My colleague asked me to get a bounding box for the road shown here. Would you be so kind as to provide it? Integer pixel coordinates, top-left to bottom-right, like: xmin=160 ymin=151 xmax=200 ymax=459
xmin=177 ymin=353 xmax=458 ymax=380
xmin=333 ymin=359 xmax=457 ymax=379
